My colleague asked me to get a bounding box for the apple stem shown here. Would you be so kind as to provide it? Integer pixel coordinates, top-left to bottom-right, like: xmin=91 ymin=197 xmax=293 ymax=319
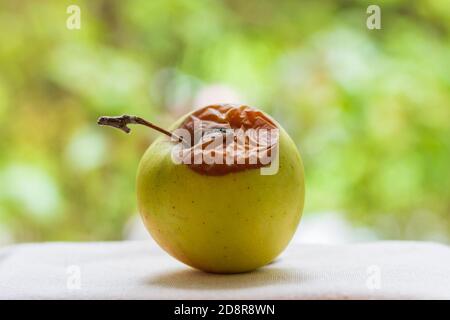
xmin=97 ymin=115 xmax=185 ymax=143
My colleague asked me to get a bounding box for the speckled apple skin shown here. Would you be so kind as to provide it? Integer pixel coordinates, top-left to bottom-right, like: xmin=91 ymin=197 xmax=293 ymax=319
xmin=136 ymin=113 xmax=305 ymax=273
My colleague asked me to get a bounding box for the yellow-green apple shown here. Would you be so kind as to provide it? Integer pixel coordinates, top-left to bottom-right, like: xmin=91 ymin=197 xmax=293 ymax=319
xmin=98 ymin=104 xmax=304 ymax=273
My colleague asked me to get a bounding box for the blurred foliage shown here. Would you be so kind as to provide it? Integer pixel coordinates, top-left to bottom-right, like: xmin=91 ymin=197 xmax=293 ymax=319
xmin=0 ymin=0 xmax=449 ymax=243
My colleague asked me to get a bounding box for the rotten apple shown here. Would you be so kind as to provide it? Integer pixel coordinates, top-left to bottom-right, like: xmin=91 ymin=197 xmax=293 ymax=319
xmin=98 ymin=104 xmax=304 ymax=273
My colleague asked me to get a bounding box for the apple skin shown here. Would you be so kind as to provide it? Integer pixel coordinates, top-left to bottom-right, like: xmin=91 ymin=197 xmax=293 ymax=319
xmin=136 ymin=112 xmax=304 ymax=273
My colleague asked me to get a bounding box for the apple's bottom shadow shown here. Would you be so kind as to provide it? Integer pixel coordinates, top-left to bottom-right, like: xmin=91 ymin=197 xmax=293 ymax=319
xmin=145 ymin=263 xmax=307 ymax=291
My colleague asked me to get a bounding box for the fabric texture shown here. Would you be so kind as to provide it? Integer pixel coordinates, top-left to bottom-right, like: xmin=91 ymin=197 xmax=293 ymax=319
xmin=0 ymin=240 xmax=449 ymax=299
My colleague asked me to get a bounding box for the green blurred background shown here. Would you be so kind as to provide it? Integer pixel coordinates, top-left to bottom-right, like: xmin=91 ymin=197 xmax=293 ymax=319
xmin=0 ymin=0 xmax=449 ymax=245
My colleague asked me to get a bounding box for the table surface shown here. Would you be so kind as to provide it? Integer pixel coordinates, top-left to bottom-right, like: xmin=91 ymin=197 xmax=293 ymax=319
xmin=0 ymin=240 xmax=449 ymax=299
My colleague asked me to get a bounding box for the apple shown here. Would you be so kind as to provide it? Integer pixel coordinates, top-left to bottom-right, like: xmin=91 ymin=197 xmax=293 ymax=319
xmin=98 ymin=104 xmax=305 ymax=273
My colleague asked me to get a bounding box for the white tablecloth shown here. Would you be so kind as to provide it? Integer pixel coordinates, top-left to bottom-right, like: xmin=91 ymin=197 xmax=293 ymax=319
xmin=0 ymin=240 xmax=449 ymax=299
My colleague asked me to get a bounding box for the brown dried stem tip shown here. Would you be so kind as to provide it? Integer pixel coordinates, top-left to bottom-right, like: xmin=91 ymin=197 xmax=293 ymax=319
xmin=97 ymin=115 xmax=184 ymax=143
